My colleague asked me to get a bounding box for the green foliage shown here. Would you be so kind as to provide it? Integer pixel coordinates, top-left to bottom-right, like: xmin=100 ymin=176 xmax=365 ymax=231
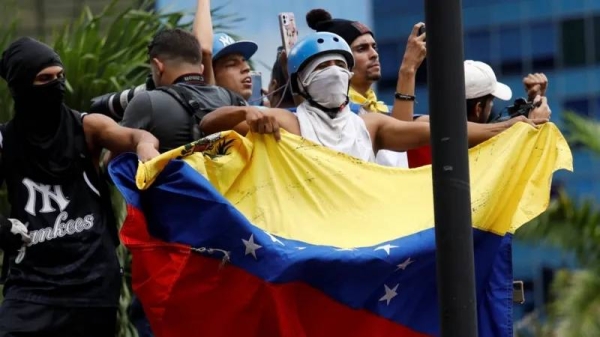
xmin=52 ymin=1 xmax=189 ymax=113
xmin=516 ymin=190 xmax=600 ymax=269
xmin=0 ymin=0 xmax=245 ymax=121
xmin=562 ymin=111 xmax=600 ymax=156
xmin=0 ymin=4 xmax=18 ymax=124
xmin=550 ymin=269 xmax=600 ymax=337
xmin=514 ymin=112 xmax=600 ymax=336
xmin=1 ymin=0 xmax=191 ymax=121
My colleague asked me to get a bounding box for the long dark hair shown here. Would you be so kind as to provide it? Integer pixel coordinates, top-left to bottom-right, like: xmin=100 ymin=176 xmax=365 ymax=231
xmin=269 ymin=47 xmax=294 ymax=107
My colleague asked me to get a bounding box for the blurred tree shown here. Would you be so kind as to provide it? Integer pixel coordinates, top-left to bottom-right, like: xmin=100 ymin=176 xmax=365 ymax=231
xmin=515 ymin=112 xmax=600 ymax=337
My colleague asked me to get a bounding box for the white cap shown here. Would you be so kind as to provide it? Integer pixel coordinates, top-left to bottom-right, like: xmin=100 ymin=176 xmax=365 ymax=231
xmin=464 ymin=60 xmax=512 ymax=101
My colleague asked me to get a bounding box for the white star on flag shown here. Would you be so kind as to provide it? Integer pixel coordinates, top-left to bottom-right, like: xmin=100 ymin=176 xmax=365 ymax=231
xmin=379 ymin=283 xmax=399 ymax=306
xmin=242 ymin=234 xmax=262 ymax=259
xmin=296 ymin=247 xmax=306 ymax=250
xmin=263 ymin=230 xmax=284 ymax=246
xmin=396 ymin=257 xmax=414 ymax=271
xmin=374 ymin=244 xmax=398 ymax=255
xmin=335 ymin=247 xmax=356 ymax=251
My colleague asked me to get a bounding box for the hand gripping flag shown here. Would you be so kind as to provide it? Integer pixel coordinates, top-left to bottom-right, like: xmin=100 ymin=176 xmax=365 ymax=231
xmin=109 ymin=123 xmax=572 ymax=337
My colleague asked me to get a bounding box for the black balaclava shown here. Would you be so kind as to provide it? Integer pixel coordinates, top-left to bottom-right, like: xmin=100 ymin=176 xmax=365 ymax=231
xmin=0 ymin=37 xmax=84 ymax=184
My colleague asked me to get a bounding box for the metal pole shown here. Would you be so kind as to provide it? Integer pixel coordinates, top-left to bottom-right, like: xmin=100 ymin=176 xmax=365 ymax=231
xmin=424 ymin=0 xmax=478 ymax=336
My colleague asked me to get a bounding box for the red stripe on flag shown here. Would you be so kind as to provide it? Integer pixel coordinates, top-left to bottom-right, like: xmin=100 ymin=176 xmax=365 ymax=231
xmin=123 ymin=206 xmax=431 ymax=337
xmin=407 ymin=145 xmax=432 ymax=168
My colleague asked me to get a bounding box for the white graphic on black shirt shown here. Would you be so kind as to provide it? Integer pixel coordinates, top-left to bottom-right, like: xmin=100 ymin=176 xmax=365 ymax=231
xmin=16 ymin=177 xmax=95 ymax=264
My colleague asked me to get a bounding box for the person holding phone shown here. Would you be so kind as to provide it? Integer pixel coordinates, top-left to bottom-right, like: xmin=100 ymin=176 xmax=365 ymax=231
xmin=304 ymin=9 xmax=427 ymax=168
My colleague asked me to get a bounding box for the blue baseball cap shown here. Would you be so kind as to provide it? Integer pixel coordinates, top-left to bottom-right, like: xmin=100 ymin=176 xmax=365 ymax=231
xmin=212 ymin=33 xmax=258 ymax=62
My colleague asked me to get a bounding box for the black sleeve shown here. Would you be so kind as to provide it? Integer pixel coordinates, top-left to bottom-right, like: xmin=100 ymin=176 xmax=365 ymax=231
xmin=0 ymin=213 xmax=17 ymax=252
xmin=121 ymin=91 xmax=154 ymax=131
xmin=0 ymin=125 xmax=5 ymax=188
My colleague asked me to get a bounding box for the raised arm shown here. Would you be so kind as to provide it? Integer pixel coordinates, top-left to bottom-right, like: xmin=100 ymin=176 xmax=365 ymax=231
xmin=193 ymin=0 xmax=215 ymax=85
xmin=390 ymin=23 xmax=427 ymax=121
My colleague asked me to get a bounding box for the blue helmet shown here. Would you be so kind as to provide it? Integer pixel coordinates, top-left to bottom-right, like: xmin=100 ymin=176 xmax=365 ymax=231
xmin=287 ymin=32 xmax=354 ymax=94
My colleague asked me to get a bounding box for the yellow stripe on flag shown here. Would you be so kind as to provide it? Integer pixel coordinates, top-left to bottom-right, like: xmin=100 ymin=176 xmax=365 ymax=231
xmin=135 ymin=123 xmax=572 ymax=248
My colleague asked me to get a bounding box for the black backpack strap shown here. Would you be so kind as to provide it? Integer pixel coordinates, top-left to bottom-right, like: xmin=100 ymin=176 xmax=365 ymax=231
xmin=155 ymin=86 xmax=210 ymax=140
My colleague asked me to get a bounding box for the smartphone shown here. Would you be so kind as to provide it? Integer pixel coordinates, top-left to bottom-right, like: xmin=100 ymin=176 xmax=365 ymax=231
xmin=278 ymin=12 xmax=299 ymax=55
xmin=418 ymin=25 xmax=426 ymax=41
xmin=512 ymin=280 xmax=525 ymax=304
xmin=249 ymin=71 xmax=263 ymax=106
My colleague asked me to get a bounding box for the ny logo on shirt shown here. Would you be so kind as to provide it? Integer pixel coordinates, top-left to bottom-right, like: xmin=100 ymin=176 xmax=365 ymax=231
xmin=219 ymin=35 xmax=236 ymax=47
xmin=22 ymin=178 xmax=70 ymax=216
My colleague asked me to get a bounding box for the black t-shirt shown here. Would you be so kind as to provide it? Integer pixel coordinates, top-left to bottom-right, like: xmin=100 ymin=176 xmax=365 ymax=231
xmin=0 ymin=114 xmax=121 ymax=308
xmin=121 ymin=83 xmax=247 ymax=152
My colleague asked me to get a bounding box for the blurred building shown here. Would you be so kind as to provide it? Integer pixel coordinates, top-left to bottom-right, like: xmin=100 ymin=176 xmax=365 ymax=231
xmin=374 ymin=0 xmax=600 ymax=201
xmin=372 ymin=0 xmax=591 ymax=321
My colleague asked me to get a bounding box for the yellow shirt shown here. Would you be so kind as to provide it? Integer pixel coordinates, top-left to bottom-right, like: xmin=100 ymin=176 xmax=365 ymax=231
xmin=348 ymin=87 xmax=389 ymax=113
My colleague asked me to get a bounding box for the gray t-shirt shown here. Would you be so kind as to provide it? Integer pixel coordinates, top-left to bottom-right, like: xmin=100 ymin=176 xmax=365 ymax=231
xmin=121 ymin=83 xmax=246 ymax=153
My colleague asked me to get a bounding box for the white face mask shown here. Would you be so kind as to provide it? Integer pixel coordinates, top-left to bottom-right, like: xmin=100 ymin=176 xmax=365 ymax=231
xmin=301 ymin=66 xmax=352 ymax=109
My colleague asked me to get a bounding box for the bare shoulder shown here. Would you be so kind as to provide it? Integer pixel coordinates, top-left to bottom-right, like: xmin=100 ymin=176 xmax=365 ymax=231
xmin=268 ymin=108 xmax=301 ymax=134
xmin=360 ymin=111 xmax=391 ymax=129
xmin=81 ymin=113 xmax=127 ymax=152
xmin=268 ymin=107 xmax=297 ymax=117
xmin=360 ymin=112 xmax=388 ymax=122
xmin=81 ymin=112 xmax=115 ymax=132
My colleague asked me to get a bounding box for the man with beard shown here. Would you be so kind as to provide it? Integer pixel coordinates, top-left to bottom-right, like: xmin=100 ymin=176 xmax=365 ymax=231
xmin=304 ymin=9 xmax=426 ymax=167
xmin=0 ymin=37 xmax=160 ymax=336
xmin=305 ymin=9 xmax=424 ymax=121
xmin=199 ymin=32 xmax=550 ymax=159
xmin=406 ymin=60 xmax=550 ymax=167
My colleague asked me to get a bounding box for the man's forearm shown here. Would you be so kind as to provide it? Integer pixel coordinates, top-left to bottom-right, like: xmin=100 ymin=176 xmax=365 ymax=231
xmin=391 ymin=67 xmax=417 ymax=121
xmin=131 ymin=129 xmax=159 ymax=152
xmin=466 ymin=121 xmax=510 ymax=147
xmin=199 ymin=106 xmax=247 ymax=135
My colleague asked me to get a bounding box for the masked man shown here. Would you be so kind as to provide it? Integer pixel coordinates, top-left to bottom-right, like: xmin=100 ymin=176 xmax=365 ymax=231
xmin=0 ymin=37 xmax=159 ymax=337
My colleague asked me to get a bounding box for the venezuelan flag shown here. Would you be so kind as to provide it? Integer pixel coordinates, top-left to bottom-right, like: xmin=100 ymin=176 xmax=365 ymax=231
xmin=109 ymin=123 xmax=572 ymax=337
